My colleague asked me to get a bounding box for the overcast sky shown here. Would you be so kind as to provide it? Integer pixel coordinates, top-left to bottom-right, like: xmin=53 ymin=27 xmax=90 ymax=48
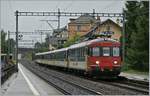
xmin=0 ymin=0 xmax=125 ymax=48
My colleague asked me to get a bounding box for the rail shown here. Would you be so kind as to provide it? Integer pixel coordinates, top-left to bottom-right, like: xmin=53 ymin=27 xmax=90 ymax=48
xmin=21 ymin=60 xmax=102 ymax=95
xmin=20 ymin=59 xmax=149 ymax=95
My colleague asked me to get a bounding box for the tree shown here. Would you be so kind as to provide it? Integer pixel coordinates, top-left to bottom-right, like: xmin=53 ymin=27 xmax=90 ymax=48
xmin=1 ymin=30 xmax=7 ymax=53
xmin=63 ymin=34 xmax=81 ymax=47
xmin=6 ymin=38 xmax=15 ymax=53
xmin=1 ymin=30 xmax=16 ymax=58
xmin=125 ymin=1 xmax=149 ymax=71
xmin=34 ymin=42 xmax=49 ymax=53
xmin=124 ymin=1 xmax=139 ymax=48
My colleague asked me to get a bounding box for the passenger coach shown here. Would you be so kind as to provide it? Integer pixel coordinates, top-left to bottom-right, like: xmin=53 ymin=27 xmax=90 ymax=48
xmin=35 ymin=38 xmax=122 ymax=77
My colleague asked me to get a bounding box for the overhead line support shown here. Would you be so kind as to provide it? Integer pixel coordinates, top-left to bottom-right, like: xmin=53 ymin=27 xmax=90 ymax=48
xmin=17 ymin=11 xmax=123 ymax=17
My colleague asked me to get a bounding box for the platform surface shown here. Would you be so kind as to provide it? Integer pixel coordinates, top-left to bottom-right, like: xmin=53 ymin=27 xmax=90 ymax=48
xmin=2 ymin=63 xmax=62 ymax=96
xmin=120 ymin=72 xmax=149 ymax=81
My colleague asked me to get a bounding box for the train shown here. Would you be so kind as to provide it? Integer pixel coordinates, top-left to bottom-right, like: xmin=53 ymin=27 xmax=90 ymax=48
xmin=34 ymin=38 xmax=122 ymax=77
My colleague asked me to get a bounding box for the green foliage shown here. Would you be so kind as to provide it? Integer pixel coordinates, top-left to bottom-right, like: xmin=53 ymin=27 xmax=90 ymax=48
xmin=34 ymin=42 xmax=49 ymax=53
xmin=6 ymin=38 xmax=15 ymax=53
xmin=1 ymin=30 xmax=15 ymax=54
xmin=34 ymin=34 xmax=50 ymax=53
xmin=125 ymin=1 xmax=149 ymax=72
xmin=1 ymin=30 xmax=7 ymax=53
xmin=63 ymin=34 xmax=81 ymax=47
xmin=23 ymin=51 xmax=33 ymax=60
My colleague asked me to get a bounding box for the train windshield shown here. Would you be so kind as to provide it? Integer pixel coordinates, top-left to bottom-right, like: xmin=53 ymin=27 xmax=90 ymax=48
xmin=103 ymin=47 xmax=110 ymax=56
xmin=92 ymin=47 xmax=100 ymax=56
xmin=113 ymin=47 xmax=120 ymax=56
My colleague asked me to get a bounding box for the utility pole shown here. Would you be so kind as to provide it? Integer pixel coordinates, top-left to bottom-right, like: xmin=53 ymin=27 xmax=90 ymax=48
xmin=58 ymin=8 xmax=60 ymax=29
xmin=40 ymin=32 xmax=43 ymax=43
xmin=122 ymin=9 xmax=126 ymax=66
xmin=7 ymin=31 xmax=10 ymax=59
xmin=15 ymin=10 xmax=19 ymax=72
xmin=92 ymin=9 xmax=95 ymax=18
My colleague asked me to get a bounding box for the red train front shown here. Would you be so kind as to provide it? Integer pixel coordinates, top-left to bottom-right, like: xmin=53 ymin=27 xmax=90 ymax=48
xmin=87 ymin=39 xmax=122 ymax=76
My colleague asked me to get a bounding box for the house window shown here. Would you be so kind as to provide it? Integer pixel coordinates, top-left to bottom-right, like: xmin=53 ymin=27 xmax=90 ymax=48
xmin=106 ymin=26 xmax=111 ymax=31
xmin=77 ymin=25 xmax=81 ymax=32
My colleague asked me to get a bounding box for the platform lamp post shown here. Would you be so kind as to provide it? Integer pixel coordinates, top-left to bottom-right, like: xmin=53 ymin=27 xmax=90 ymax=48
xmin=15 ymin=10 xmax=19 ymax=72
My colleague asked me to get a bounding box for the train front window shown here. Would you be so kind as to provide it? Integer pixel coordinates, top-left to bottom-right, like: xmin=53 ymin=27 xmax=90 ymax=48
xmin=113 ymin=47 xmax=120 ymax=56
xmin=92 ymin=47 xmax=100 ymax=56
xmin=103 ymin=47 xmax=110 ymax=56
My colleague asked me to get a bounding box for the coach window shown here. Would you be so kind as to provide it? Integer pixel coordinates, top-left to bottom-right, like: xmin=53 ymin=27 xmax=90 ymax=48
xmin=92 ymin=47 xmax=100 ymax=56
xmin=113 ymin=47 xmax=120 ymax=56
xmin=88 ymin=47 xmax=92 ymax=56
xmin=103 ymin=47 xmax=110 ymax=56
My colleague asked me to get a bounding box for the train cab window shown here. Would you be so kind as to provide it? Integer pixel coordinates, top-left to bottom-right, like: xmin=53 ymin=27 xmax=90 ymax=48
xmin=103 ymin=47 xmax=110 ymax=56
xmin=113 ymin=47 xmax=120 ymax=56
xmin=92 ymin=47 xmax=100 ymax=56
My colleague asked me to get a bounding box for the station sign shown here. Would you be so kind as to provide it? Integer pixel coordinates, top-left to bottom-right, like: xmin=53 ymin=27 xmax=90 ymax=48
xmin=99 ymin=31 xmax=114 ymax=36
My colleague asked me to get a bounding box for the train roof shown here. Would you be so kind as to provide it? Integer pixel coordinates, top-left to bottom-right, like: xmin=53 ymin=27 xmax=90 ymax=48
xmin=35 ymin=38 xmax=119 ymax=55
xmin=35 ymin=48 xmax=68 ymax=55
xmin=68 ymin=38 xmax=119 ymax=49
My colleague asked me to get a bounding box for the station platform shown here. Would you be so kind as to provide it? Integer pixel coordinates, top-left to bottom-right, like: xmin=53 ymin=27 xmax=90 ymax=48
xmin=1 ymin=63 xmax=62 ymax=96
xmin=120 ymin=72 xmax=149 ymax=81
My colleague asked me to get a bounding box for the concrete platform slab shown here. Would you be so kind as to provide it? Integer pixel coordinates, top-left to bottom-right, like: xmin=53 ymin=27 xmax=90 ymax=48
xmin=120 ymin=72 xmax=149 ymax=81
xmin=2 ymin=63 xmax=62 ymax=96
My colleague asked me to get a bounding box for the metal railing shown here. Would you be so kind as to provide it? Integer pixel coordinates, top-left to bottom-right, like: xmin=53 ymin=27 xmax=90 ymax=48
xmin=1 ymin=64 xmax=18 ymax=85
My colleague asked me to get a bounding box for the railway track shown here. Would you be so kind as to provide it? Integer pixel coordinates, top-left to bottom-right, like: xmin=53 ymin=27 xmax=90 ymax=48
xmin=20 ymin=60 xmax=149 ymax=95
xmin=120 ymin=78 xmax=149 ymax=89
xmin=20 ymin=60 xmax=102 ymax=95
xmin=94 ymin=79 xmax=149 ymax=94
xmin=68 ymin=72 xmax=149 ymax=94
xmin=76 ymin=73 xmax=149 ymax=94
xmin=113 ymin=77 xmax=149 ymax=92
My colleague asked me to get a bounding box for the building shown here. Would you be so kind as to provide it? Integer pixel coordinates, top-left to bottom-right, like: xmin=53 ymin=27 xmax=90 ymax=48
xmin=48 ymin=26 xmax=68 ymax=49
xmin=49 ymin=14 xmax=122 ymax=50
xmin=68 ymin=13 xmax=96 ymax=39
xmin=94 ymin=19 xmax=122 ymax=40
xmin=68 ymin=14 xmax=122 ymax=41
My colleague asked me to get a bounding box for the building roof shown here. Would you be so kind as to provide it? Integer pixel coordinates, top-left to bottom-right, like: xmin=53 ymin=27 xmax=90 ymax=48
xmin=71 ymin=13 xmax=96 ymax=24
xmin=82 ymin=19 xmax=121 ymax=38
xmin=53 ymin=26 xmax=67 ymax=37
xmin=53 ymin=26 xmax=67 ymax=33
xmin=100 ymin=19 xmax=122 ymax=29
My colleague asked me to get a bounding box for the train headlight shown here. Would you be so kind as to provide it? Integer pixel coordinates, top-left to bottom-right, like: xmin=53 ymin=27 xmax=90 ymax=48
xmin=96 ymin=61 xmax=100 ymax=64
xmin=113 ymin=61 xmax=118 ymax=64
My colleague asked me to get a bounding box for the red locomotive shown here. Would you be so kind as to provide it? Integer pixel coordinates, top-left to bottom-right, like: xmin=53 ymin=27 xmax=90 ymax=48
xmin=86 ymin=38 xmax=121 ymax=76
xmin=35 ymin=38 xmax=122 ymax=77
